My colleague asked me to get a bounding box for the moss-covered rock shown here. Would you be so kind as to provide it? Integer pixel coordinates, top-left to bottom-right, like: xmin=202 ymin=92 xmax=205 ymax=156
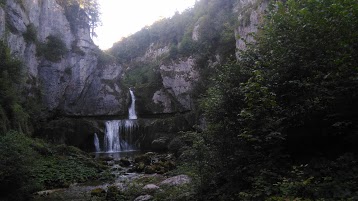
xmin=90 ymin=188 xmax=106 ymax=197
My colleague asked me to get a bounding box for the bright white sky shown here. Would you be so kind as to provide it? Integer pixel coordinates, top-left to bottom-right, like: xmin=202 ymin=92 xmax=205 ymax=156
xmin=94 ymin=0 xmax=197 ymax=50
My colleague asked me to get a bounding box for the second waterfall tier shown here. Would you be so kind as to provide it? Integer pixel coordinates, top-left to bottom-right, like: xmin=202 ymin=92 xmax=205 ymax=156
xmin=103 ymin=119 xmax=138 ymax=152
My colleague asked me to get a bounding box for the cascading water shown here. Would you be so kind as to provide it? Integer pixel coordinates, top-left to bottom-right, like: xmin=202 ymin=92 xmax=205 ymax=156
xmin=128 ymin=89 xmax=137 ymax=120
xmin=95 ymin=88 xmax=139 ymax=152
xmin=104 ymin=120 xmax=121 ymax=152
xmin=94 ymin=133 xmax=101 ymax=152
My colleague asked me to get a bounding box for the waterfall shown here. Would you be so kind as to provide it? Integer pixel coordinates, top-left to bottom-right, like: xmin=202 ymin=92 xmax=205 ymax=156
xmin=104 ymin=120 xmax=121 ymax=152
xmin=102 ymin=120 xmax=137 ymax=152
xmin=99 ymin=89 xmax=138 ymax=152
xmin=129 ymin=89 xmax=137 ymax=120
xmin=94 ymin=133 xmax=101 ymax=152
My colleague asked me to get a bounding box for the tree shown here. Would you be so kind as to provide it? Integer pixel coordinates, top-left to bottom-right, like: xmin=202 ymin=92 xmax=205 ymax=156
xmin=199 ymin=0 xmax=358 ymax=199
xmin=58 ymin=0 xmax=101 ymax=38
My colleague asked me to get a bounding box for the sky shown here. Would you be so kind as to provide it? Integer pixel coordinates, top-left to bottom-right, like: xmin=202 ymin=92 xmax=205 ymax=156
xmin=94 ymin=0 xmax=197 ymax=50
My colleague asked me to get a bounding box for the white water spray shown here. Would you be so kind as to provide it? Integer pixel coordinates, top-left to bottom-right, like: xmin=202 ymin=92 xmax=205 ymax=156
xmin=94 ymin=133 xmax=101 ymax=152
xmin=129 ymin=89 xmax=137 ymax=120
xmin=97 ymin=88 xmax=139 ymax=152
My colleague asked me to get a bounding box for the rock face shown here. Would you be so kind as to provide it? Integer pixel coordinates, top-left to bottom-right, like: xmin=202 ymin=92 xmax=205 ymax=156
xmin=158 ymin=57 xmax=199 ymax=111
xmin=0 ymin=0 xmax=267 ymax=117
xmin=0 ymin=0 xmax=125 ymax=116
xmin=235 ymin=0 xmax=269 ymax=52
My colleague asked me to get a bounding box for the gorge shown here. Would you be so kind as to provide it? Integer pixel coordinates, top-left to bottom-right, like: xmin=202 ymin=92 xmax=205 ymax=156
xmin=1 ymin=0 xmax=358 ymax=200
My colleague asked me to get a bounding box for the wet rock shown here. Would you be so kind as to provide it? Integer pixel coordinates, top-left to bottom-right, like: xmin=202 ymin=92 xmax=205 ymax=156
xmin=151 ymin=137 xmax=169 ymax=152
xmin=99 ymin=156 xmax=114 ymax=161
xmin=144 ymin=165 xmax=156 ymax=174
xmin=143 ymin=184 xmax=160 ymax=191
xmin=90 ymin=188 xmax=106 ymax=197
xmin=160 ymin=175 xmax=191 ymax=186
xmin=134 ymin=154 xmax=152 ymax=165
xmin=134 ymin=194 xmax=153 ymax=201
xmin=107 ymin=160 xmax=115 ymax=166
xmin=119 ymin=158 xmax=131 ymax=167
xmin=106 ymin=185 xmax=122 ymax=200
xmin=134 ymin=162 xmax=146 ymax=172
xmin=34 ymin=189 xmax=62 ymax=197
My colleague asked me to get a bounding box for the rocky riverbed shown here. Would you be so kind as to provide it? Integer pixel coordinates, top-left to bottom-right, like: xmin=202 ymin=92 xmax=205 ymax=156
xmin=32 ymin=152 xmax=192 ymax=201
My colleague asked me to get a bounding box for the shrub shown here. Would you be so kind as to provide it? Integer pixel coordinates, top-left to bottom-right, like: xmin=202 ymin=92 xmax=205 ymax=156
xmin=23 ymin=23 xmax=38 ymax=43
xmin=37 ymin=35 xmax=68 ymax=62
xmin=0 ymin=131 xmax=104 ymax=200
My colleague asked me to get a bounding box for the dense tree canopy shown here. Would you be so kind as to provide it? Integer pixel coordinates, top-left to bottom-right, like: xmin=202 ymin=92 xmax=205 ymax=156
xmin=197 ymin=0 xmax=358 ymax=199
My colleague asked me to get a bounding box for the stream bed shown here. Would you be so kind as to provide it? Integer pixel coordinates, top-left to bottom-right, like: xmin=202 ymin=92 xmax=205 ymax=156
xmin=32 ymin=151 xmax=144 ymax=201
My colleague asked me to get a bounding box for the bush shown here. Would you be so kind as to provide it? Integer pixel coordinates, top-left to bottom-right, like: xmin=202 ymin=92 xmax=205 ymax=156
xmin=197 ymin=0 xmax=358 ymax=199
xmin=37 ymin=35 xmax=68 ymax=62
xmin=0 ymin=41 xmax=30 ymax=134
xmin=23 ymin=23 xmax=38 ymax=43
xmin=0 ymin=131 xmax=104 ymax=200
xmin=0 ymin=131 xmax=38 ymax=200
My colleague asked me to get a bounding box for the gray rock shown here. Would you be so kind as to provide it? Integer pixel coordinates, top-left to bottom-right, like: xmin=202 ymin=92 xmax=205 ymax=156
xmin=134 ymin=194 xmax=153 ymax=201
xmin=143 ymin=184 xmax=160 ymax=191
xmin=235 ymin=0 xmax=269 ymax=54
xmin=0 ymin=0 xmax=127 ymax=116
xmin=160 ymin=174 xmax=191 ymax=186
xmin=159 ymin=57 xmax=199 ymax=111
xmin=0 ymin=7 xmax=5 ymax=38
xmin=151 ymin=137 xmax=169 ymax=152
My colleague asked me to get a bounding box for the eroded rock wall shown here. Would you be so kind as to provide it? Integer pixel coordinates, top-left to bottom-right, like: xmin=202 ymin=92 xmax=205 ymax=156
xmin=0 ymin=0 xmax=125 ymax=116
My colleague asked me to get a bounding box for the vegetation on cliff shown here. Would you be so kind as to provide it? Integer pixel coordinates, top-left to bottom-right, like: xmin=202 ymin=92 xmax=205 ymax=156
xmin=56 ymin=0 xmax=101 ymax=37
xmin=0 ymin=41 xmax=30 ymax=134
xmin=109 ymin=0 xmax=237 ymax=90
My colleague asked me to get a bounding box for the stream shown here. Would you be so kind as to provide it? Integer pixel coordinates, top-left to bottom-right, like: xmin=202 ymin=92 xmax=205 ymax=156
xmin=32 ymin=151 xmax=144 ymax=201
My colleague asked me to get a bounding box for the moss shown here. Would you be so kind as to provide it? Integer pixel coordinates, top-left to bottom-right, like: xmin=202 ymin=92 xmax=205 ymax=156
xmin=91 ymin=188 xmax=106 ymax=197
xmin=106 ymin=186 xmax=123 ymax=200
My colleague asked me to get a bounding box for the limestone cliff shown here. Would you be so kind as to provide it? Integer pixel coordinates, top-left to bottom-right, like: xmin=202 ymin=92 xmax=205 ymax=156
xmin=0 ymin=0 xmax=268 ymax=117
xmin=110 ymin=0 xmax=269 ymax=116
xmin=0 ymin=0 xmax=125 ymax=116
xmin=235 ymin=0 xmax=269 ymax=52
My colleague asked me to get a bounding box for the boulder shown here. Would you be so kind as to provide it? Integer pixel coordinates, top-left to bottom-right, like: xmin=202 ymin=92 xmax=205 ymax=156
xmin=143 ymin=184 xmax=160 ymax=192
xmin=160 ymin=175 xmax=191 ymax=186
xmin=90 ymin=188 xmax=106 ymax=197
xmin=134 ymin=194 xmax=153 ymax=201
xmin=151 ymin=137 xmax=169 ymax=152
xmin=119 ymin=158 xmax=131 ymax=167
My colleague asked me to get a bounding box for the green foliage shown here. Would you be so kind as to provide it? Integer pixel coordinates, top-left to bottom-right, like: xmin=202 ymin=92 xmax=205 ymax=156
xmin=196 ymin=0 xmax=358 ymax=199
xmin=178 ymin=35 xmax=198 ymax=57
xmin=57 ymin=0 xmax=101 ymax=37
xmin=0 ymin=131 xmax=103 ymax=200
xmin=122 ymin=61 xmax=162 ymax=88
xmin=109 ymin=0 xmax=237 ymax=66
xmin=37 ymin=35 xmax=68 ymax=62
xmin=0 ymin=131 xmax=38 ymax=200
xmin=23 ymin=23 xmax=38 ymax=43
xmin=0 ymin=41 xmax=31 ymax=134
xmin=96 ymin=48 xmax=116 ymax=67
xmin=111 ymin=28 xmax=151 ymax=63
